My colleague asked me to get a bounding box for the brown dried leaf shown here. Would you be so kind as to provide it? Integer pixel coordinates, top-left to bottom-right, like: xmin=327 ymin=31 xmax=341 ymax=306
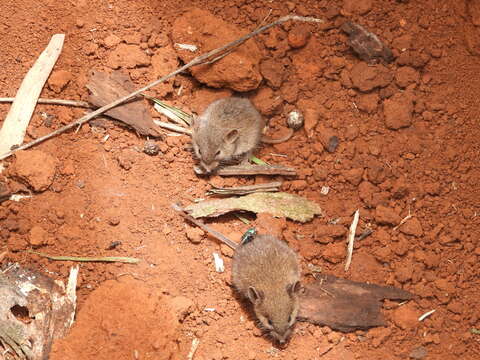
xmin=86 ymin=70 xmax=161 ymax=137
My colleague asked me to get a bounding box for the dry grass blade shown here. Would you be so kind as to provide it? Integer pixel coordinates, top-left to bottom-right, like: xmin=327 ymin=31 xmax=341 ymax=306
xmin=153 ymin=120 xmax=192 ymax=135
xmin=29 ymin=250 xmax=140 ymax=264
xmin=0 ymin=15 xmax=323 ymax=161
xmin=216 ymin=164 xmax=296 ymax=176
xmin=143 ymin=94 xmax=193 ymax=127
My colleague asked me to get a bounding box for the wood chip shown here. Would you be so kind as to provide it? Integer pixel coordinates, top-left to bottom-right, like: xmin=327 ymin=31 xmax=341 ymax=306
xmin=299 ymin=274 xmax=413 ymax=331
xmin=0 ymin=34 xmax=65 ymax=157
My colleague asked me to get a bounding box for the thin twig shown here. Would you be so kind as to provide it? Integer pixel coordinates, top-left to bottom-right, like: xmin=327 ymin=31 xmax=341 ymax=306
xmin=0 ymin=97 xmax=91 ymax=108
xmin=393 ymin=208 xmax=412 ymax=231
xmin=0 ymin=15 xmax=323 ymax=161
xmin=206 ymin=181 xmax=282 ymax=196
xmin=172 ymin=203 xmax=238 ymax=250
xmin=344 ymin=209 xmax=359 ymax=272
xmin=216 ymin=164 xmax=296 ymax=176
xmin=28 ymin=250 xmax=140 ymax=263
xmin=356 ymin=228 xmax=373 ymax=241
xmin=187 ymin=338 xmax=200 ymax=360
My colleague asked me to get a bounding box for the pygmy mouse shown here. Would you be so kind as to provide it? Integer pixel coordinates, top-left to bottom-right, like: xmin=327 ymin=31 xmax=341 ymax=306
xmin=232 ymin=233 xmax=301 ymax=344
xmin=192 ymin=97 xmax=294 ymax=174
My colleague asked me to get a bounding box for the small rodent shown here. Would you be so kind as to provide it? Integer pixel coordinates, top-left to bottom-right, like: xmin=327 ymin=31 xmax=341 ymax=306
xmin=192 ymin=97 xmax=294 ymax=173
xmin=232 ymin=233 xmax=301 ymax=345
xmin=173 ymin=205 xmax=301 ymax=344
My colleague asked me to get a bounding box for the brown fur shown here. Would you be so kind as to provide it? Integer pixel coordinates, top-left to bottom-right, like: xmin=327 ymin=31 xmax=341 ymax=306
xmin=232 ymin=234 xmax=301 ymax=344
xmin=192 ymin=97 xmax=265 ymax=173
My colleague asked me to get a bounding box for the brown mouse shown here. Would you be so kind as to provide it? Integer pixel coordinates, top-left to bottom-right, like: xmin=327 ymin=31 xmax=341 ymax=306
xmin=191 ymin=97 xmax=294 ymax=173
xmin=232 ymin=233 xmax=301 ymax=345
xmin=173 ymin=205 xmax=301 ymax=344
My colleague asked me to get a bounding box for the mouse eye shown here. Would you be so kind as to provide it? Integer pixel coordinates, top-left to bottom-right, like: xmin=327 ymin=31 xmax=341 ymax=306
xmin=288 ymin=315 xmax=292 ymax=324
xmin=267 ymin=319 xmax=273 ymax=327
xmin=215 ymin=150 xmax=221 ymax=157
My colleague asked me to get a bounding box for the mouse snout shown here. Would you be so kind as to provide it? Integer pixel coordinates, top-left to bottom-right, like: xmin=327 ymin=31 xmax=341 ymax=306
xmin=201 ymin=160 xmax=219 ymax=174
xmin=272 ymin=328 xmax=291 ymax=345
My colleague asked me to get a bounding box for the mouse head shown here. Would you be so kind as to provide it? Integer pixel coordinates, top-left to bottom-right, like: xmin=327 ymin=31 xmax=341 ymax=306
xmin=192 ymin=116 xmax=240 ymax=173
xmin=247 ymin=281 xmax=301 ymax=345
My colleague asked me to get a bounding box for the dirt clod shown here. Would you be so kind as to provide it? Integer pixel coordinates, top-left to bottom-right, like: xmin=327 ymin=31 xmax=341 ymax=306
xmin=383 ymin=93 xmax=414 ymax=130
xmin=172 ymin=8 xmax=262 ymax=92
xmin=28 ymin=225 xmax=48 ymax=247
xmin=350 ymin=63 xmax=393 ymax=91
xmin=10 ymin=150 xmax=57 ymax=192
xmin=185 ymin=226 xmax=204 ymax=244
xmin=375 ymin=205 xmax=401 ymax=225
xmin=47 ymin=70 xmax=73 ymax=93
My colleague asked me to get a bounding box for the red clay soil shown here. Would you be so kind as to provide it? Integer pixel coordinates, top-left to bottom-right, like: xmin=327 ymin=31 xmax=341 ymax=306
xmin=1 ymin=0 xmax=480 ymax=359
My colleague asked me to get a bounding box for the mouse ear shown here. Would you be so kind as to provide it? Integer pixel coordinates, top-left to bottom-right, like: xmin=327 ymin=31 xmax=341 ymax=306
xmin=247 ymin=286 xmax=264 ymax=304
xmin=287 ymin=281 xmax=302 ymax=297
xmin=225 ymin=129 xmax=239 ymax=144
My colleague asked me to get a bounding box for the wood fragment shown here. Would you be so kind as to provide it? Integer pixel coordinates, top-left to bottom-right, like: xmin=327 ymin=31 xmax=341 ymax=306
xmin=216 ymin=164 xmax=296 ymax=176
xmin=0 ymin=15 xmax=323 ymax=161
xmin=356 ymin=228 xmax=373 ymax=241
xmin=28 ymin=251 xmax=140 ymax=264
xmin=206 ymin=181 xmax=282 ymax=196
xmin=345 ymin=209 xmax=359 ymax=272
xmin=299 ymin=274 xmax=413 ymax=332
xmin=341 ymin=21 xmax=394 ymax=63
xmin=0 ymin=34 xmax=65 ymax=157
xmin=0 ymin=98 xmax=91 ymax=108
xmin=187 ymin=338 xmax=200 ymax=360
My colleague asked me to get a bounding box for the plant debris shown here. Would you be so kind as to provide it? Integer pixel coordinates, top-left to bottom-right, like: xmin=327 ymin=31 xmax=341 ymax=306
xmin=206 ymin=182 xmax=282 ymax=196
xmin=0 ymin=264 xmax=77 ymax=359
xmin=298 ymin=274 xmax=413 ymax=332
xmin=215 ymin=164 xmax=296 ymax=176
xmin=86 ymin=70 xmax=161 ymax=137
xmin=341 ymin=21 xmax=394 ymax=63
xmin=184 ymin=192 xmax=322 ymax=222
xmin=29 ymin=250 xmax=140 ymax=264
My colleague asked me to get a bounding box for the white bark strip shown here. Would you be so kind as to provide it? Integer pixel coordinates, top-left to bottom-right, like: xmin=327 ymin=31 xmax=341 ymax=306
xmin=0 ymin=34 xmax=65 ymax=156
xmin=344 ymin=209 xmax=360 ymax=272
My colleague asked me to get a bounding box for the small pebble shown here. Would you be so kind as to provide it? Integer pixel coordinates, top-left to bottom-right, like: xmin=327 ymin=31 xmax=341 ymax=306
xmin=143 ymin=141 xmax=160 ymax=156
xmin=409 ymin=346 xmax=428 ymax=359
xmin=287 ymin=110 xmax=304 ymax=130
xmin=327 ymin=136 xmax=339 ymax=152
xmin=106 ymin=241 xmax=121 ymax=250
xmin=108 ymin=217 xmax=120 ymax=226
